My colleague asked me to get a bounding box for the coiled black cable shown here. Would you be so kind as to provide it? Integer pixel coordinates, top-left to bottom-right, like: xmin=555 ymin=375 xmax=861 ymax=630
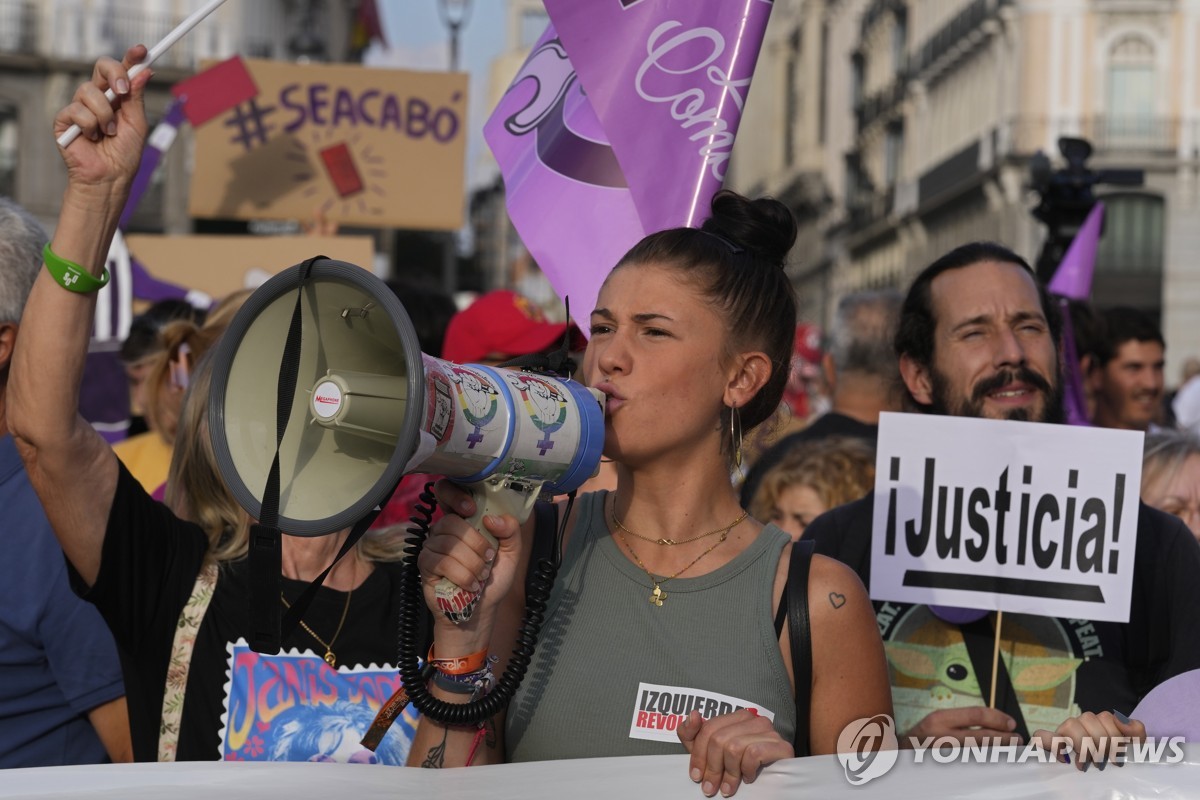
xmin=396 ymin=481 xmax=560 ymax=725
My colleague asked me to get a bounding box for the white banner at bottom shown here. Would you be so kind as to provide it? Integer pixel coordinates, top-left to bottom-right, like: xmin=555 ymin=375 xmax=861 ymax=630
xmin=3 ymin=747 xmax=1200 ymax=799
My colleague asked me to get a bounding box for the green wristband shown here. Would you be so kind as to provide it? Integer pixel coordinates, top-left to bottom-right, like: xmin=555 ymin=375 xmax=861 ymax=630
xmin=43 ymin=243 xmax=110 ymax=293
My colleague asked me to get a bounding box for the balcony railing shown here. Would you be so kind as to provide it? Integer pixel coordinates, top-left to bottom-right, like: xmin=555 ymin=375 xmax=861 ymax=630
xmin=908 ymin=0 xmax=1013 ymax=80
xmin=0 ymin=0 xmax=277 ymax=66
xmin=1008 ymin=115 xmax=1193 ymax=156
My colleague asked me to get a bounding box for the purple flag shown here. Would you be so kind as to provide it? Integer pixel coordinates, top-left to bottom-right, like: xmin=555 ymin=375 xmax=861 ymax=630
xmin=485 ymin=1 xmax=774 ymax=328
xmin=1048 ymin=201 xmax=1105 ymax=301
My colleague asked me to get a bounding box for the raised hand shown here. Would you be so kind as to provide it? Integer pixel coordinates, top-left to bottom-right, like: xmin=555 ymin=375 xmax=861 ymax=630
xmin=54 ymin=45 xmax=150 ymax=191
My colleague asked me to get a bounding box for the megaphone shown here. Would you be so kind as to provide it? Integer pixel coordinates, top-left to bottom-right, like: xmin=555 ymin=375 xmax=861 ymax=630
xmin=207 ymin=258 xmax=604 ymax=646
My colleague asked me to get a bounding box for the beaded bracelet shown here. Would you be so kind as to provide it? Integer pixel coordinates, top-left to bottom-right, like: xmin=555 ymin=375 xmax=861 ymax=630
xmin=433 ymin=655 xmax=498 ymax=684
xmin=43 ymin=243 xmax=110 ymax=293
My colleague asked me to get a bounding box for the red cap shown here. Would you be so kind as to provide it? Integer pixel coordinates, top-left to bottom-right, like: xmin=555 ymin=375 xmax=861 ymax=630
xmin=442 ymin=290 xmax=580 ymax=364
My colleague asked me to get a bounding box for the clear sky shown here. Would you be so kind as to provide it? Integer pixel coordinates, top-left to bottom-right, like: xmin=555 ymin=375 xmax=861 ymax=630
xmin=366 ymin=1 xmax=511 ymax=191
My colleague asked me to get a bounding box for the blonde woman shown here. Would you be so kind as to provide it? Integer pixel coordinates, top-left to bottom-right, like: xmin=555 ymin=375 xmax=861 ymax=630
xmin=1142 ymin=430 xmax=1200 ymax=541
xmin=10 ymin=48 xmax=418 ymax=764
xmin=749 ymin=437 xmax=876 ymax=541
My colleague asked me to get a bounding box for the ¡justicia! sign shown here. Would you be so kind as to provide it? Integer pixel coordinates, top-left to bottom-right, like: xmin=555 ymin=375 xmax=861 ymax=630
xmin=870 ymin=413 xmax=1143 ymax=622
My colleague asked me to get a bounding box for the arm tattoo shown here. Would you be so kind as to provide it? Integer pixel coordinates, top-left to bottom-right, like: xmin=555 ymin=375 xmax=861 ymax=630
xmin=420 ymin=727 xmax=449 ymax=769
xmin=828 ymin=591 xmax=847 ymax=610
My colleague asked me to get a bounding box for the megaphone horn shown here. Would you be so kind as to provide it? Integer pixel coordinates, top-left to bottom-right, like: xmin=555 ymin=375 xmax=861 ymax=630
xmin=208 ymin=258 xmax=604 ymax=634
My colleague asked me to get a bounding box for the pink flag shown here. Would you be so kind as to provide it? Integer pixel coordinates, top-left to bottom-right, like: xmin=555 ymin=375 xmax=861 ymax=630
xmin=1048 ymin=202 xmax=1105 ymax=301
xmin=484 ymin=1 xmax=774 ymax=328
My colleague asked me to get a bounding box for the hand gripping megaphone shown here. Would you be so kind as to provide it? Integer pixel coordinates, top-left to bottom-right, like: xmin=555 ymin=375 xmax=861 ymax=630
xmin=206 ymin=258 xmax=604 ymax=679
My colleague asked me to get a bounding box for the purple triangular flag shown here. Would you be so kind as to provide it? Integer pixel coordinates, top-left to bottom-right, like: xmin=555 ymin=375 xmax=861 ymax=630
xmin=484 ymin=2 xmax=774 ymax=329
xmin=1048 ymin=202 xmax=1105 ymax=301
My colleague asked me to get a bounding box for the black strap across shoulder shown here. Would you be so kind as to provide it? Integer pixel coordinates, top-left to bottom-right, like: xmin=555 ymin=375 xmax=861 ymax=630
xmin=960 ymin=617 xmax=1030 ymax=742
xmin=775 ymin=539 xmax=815 ymax=757
xmin=526 ymin=500 xmax=560 ymax=598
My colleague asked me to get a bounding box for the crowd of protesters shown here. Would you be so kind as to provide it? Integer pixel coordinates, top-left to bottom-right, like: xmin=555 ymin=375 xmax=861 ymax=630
xmin=1 ymin=46 xmax=1198 ymax=792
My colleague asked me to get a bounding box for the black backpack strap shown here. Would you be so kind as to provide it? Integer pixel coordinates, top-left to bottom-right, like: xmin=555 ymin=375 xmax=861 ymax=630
xmin=960 ymin=617 xmax=1030 ymax=742
xmin=525 ymin=500 xmax=560 ymax=598
xmin=779 ymin=539 xmax=815 ymax=757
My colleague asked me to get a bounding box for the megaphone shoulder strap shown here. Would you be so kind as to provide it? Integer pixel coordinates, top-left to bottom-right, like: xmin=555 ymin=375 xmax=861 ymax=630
xmin=525 ymin=500 xmax=561 ymax=599
xmin=774 ymin=538 xmax=815 ymax=757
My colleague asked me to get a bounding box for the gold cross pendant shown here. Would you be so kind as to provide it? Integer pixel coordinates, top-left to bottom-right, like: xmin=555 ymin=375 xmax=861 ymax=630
xmin=650 ymin=585 xmax=666 ymax=606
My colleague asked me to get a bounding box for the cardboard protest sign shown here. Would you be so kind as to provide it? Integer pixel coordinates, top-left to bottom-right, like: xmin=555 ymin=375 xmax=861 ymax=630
xmin=122 ymin=234 xmax=374 ymax=304
xmin=871 ymin=412 xmax=1143 ymax=622
xmin=188 ymin=59 xmax=467 ymax=230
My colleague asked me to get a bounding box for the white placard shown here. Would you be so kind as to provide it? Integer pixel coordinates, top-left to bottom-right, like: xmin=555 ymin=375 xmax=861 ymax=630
xmin=627 ymin=682 xmax=776 ymax=743
xmin=870 ymin=413 xmax=1143 ymax=622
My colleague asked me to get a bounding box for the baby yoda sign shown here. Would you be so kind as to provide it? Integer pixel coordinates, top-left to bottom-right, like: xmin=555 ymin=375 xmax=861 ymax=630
xmin=871 ymin=413 xmax=1143 ymax=623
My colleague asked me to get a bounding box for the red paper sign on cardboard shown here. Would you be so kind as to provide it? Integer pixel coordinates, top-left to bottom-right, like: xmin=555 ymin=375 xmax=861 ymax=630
xmin=172 ymin=56 xmax=259 ymax=127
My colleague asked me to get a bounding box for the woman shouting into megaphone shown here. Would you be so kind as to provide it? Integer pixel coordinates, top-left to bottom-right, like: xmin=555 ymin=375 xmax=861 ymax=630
xmin=410 ymin=192 xmax=893 ymax=794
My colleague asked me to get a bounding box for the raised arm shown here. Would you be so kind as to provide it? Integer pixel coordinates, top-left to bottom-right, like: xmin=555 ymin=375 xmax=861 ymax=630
xmin=406 ymin=481 xmax=533 ymax=767
xmin=7 ymin=46 xmax=150 ymax=586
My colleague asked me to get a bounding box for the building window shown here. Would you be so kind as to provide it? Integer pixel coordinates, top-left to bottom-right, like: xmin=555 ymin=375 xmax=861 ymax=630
xmin=785 ymin=27 xmax=801 ymax=168
xmin=1105 ymin=35 xmax=1156 ymax=147
xmin=0 ymin=103 xmax=16 ymax=198
xmin=851 ymin=52 xmax=865 ymax=109
xmin=818 ymin=21 xmax=828 ymax=145
xmin=1095 ymin=193 xmax=1163 ymax=274
xmin=892 ymin=8 xmax=907 ymax=74
xmin=885 ymin=121 xmax=904 ymax=187
xmin=1092 ymin=193 xmax=1164 ymax=314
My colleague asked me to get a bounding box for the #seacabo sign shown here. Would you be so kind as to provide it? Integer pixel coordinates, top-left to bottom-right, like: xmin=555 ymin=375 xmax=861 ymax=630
xmin=629 ymin=682 xmax=775 ymax=743
xmin=870 ymin=413 xmax=1143 ymax=622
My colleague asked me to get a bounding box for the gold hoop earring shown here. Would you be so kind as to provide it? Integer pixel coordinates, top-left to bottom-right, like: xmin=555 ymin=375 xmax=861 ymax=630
xmin=729 ymin=405 xmax=743 ymax=470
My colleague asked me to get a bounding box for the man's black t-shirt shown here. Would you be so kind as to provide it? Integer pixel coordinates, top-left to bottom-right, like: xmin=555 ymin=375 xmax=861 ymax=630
xmin=806 ymin=492 xmax=1200 ymax=736
xmin=70 ymin=463 xmax=421 ymax=763
xmin=740 ymin=412 xmax=877 ymax=508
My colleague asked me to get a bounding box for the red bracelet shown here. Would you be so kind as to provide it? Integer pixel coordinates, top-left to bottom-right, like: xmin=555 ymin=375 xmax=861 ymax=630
xmin=428 ymin=644 xmax=490 ymax=675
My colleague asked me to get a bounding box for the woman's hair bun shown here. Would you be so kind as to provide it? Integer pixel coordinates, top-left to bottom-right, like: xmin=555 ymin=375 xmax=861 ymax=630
xmin=702 ymin=189 xmax=797 ymax=267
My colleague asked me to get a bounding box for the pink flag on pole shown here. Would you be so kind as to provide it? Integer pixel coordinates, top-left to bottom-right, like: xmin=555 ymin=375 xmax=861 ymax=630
xmin=1048 ymin=201 xmax=1105 ymax=301
xmin=484 ymin=1 xmax=775 ymax=328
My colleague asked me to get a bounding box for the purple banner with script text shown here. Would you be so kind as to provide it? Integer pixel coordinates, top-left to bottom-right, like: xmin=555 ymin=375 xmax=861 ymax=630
xmin=485 ymin=1 xmax=772 ymax=329
xmin=547 ymin=0 xmax=773 ymax=232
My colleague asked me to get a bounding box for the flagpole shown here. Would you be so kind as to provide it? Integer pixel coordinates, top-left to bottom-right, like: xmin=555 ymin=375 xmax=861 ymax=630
xmin=57 ymin=0 xmax=230 ymax=148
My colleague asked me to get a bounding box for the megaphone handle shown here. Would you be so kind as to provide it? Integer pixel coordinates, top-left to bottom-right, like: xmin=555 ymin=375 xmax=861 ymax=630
xmin=432 ymin=481 xmax=540 ymax=624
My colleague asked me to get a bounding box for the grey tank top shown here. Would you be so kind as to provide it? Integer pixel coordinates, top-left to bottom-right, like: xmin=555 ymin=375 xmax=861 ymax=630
xmin=506 ymin=491 xmax=796 ymax=761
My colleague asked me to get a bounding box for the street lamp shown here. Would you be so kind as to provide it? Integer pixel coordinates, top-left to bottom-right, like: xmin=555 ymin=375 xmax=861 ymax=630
xmin=437 ymin=0 xmax=473 ymax=71
xmin=435 ymin=0 xmax=473 ymax=294
xmin=287 ymin=0 xmax=327 ymax=62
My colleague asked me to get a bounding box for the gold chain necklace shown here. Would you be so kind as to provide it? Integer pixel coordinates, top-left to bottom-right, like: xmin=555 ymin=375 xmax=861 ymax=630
xmin=614 ymin=510 xmax=746 ymax=607
xmin=612 ymin=507 xmax=749 ymax=546
xmin=281 ymin=588 xmax=353 ymax=667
